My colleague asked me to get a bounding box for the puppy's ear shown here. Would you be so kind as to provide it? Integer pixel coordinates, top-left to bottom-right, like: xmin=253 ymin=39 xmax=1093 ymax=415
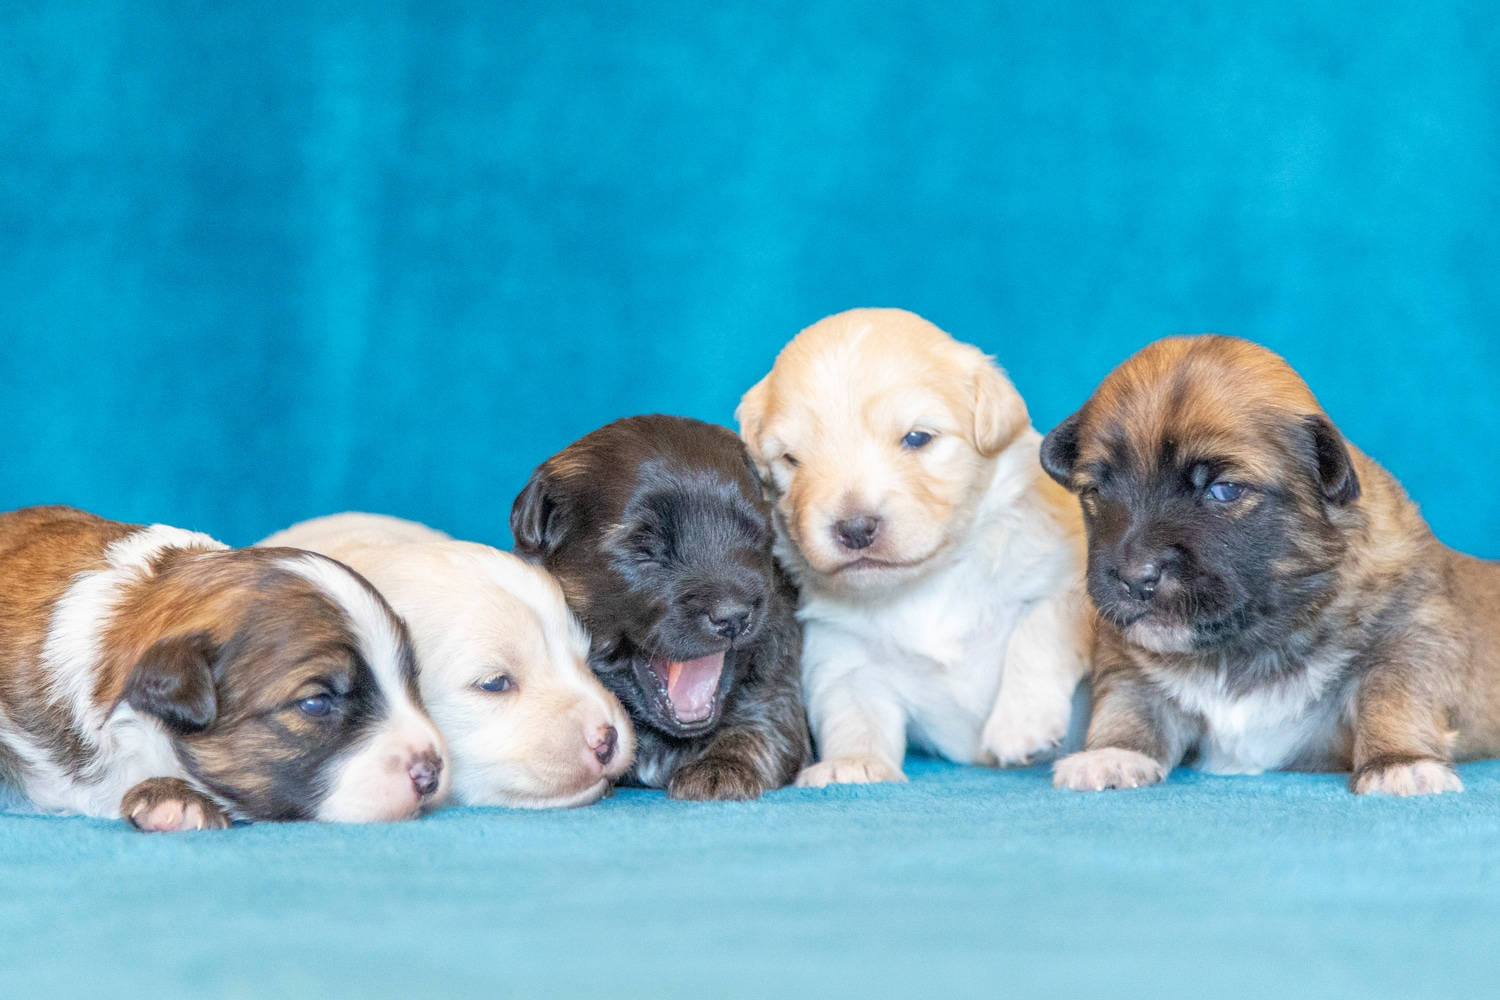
xmin=1040 ymin=412 xmax=1083 ymax=488
xmin=1304 ymin=415 xmax=1361 ymax=505
xmin=122 ymin=632 xmax=218 ymax=736
xmin=511 ymin=465 xmax=566 ymax=559
xmin=735 ymin=375 xmax=771 ymax=470
xmin=971 ymin=359 xmax=1030 ymax=458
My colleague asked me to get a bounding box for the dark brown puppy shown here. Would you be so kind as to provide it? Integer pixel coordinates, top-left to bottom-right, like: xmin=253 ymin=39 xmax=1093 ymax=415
xmin=511 ymin=416 xmax=810 ymax=800
xmin=1041 ymin=335 xmax=1500 ymax=795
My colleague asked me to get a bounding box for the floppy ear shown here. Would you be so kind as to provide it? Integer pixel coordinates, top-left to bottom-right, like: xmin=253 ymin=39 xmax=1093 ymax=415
xmin=1304 ymin=414 xmax=1361 ymax=505
xmin=510 ymin=466 xmax=565 ymax=560
xmin=122 ymin=632 xmax=218 ymax=736
xmin=971 ymin=360 xmax=1030 ymax=458
xmin=1039 ymin=412 xmax=1083 ymax=489
xmin=734 ymin=375 xmax=771 ymax=471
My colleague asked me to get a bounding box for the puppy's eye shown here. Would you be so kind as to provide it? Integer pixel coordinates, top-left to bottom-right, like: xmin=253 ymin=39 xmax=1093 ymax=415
xmin=1207 ymin=482 xmax=1245 ymax=502
xmin=475 ymin=674 xmax=515 ymax=694
xmin=781 ymin=453 xmax=800 ymax=468
xmin=901 ymin=431 xmax=933 ymax=450
xmin=297 ymin=694 xmax=334 ymax=718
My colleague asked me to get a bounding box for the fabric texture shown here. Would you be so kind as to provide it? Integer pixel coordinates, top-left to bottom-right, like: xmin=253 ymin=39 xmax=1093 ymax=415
xmin=3 ymin=3 xmax=1499 ymax=997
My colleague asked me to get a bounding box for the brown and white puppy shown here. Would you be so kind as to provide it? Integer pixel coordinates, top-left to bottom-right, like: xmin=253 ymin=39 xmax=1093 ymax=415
xmin=738 ymin=308 xmax=1091 ymax=785
xmin=1043 ymin=335 xmax=1500 ymax=795
xmin=0 ymin=505 xmax=449 ymax=830
xmin=260 ymin=513 xmax=635 ymax=808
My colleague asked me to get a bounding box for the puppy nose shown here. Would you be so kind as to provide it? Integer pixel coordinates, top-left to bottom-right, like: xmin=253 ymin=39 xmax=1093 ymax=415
xmin=408 ymin=752 xmax=442 ymax=798
xmin=590 ymin=724 xmax=619 ymax=766
xmin=707 ymin=600 xmax=752 ymax=639
xmin=1116 ymin=561 xmax=1162 ymax=601
xmin=833 ymin=515 xmax=881 ymax=551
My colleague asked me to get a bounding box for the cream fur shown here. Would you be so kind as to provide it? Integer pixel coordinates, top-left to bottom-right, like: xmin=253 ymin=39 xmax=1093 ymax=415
xmin=261 ymin=513 xmax=634 ymax=807
xmin=738 ymin=309 xmax=1091 ymax=784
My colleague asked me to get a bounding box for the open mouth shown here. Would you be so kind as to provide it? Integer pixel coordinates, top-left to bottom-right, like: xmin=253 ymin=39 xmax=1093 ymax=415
xmin=646 ymin=651 xmax=726 ymax=727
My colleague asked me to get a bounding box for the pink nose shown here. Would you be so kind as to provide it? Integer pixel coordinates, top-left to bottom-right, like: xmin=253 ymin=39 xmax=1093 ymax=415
xmin=589 ymin=725 xmax=618 ymax=767
xmin=408 ymin=751 xmax=442 ymax=798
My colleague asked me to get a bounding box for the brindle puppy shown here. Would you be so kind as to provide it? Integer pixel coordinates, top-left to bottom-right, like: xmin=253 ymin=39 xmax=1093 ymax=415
xmin=511 ymin=416 xmax=810 ymax=800
xmin=1041 ymin=335 xmax=1500 ymax=795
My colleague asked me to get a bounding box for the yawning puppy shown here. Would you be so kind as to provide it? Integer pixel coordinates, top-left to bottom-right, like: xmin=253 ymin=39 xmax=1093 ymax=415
xmin=738 ymin=308 xmax=1091 ymax=784
xmin=510 ymin=416 xmax=810 ymax=800
xmin=1043 ymin=335 xmax=1500 ymax=795
xmin=0 ymin=505 xmax=448 ymax=830
xmin=260 ymin=513 xmax=635 ymax=808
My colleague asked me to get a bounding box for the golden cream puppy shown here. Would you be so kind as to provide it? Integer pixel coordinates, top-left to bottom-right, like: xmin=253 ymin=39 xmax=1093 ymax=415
xmin=260 ymin=513 xmax=633 ymax=807
xmin=738 ymin=308 xmax=1092 ymax=784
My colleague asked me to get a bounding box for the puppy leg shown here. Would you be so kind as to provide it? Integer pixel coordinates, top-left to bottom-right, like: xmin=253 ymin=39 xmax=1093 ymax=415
xmin=1053 ymin=665 xmax=1191 ymax=791
xmin=1349 ymin=665 xmax=1462 ymax=796
xmin=981 ymin=590 xmax=1090 ymax=766
xmin=122 ymin=778 xmax=231 ymax=832
xmin=796 ymin=671 xmax=907 ymax=787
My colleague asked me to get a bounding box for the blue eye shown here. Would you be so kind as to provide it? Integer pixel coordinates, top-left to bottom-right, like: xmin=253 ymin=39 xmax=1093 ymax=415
xmin=476 ymin=674 xmax=514 ymax=693
xmin=1207 ymin=482 xmax=1245 ymax=502
xmin=902 ymin=431 xmax=933 ymax=450
xmin=297 ymin=694 xmax=333 ymax=718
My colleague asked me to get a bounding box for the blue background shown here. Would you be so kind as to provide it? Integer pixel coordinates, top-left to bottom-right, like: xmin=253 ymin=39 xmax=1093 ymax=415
xmin=4 ymin=4 xmax=1500 ymax=999
xmin=3 ymin=1 xmax=1497 ymax=554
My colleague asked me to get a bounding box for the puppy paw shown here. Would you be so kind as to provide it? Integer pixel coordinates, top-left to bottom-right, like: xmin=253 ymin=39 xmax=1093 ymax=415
xmin=981 ymin=697 xmax=1069 ymax=767
xmin=1053 ymin=748 xmax=1165 ymax=791
xmin=795 ymin=756 xmax=906 ymax=788
xmin=1351 ymin=758 xmax=1463 ymax=796
xmin=122 ymin=778 xmax=231 ymax=832
xmin=668 ymin=756 xmax=766 ymax=801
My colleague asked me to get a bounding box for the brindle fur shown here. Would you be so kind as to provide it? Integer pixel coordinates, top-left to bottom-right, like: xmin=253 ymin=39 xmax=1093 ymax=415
xmin=1041 ymin=336 xmax=1500 ymax=791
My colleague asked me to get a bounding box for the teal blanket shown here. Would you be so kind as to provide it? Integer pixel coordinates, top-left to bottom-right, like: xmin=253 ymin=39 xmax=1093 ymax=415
xmin=4 ymin=760 xmax=1497 ymax=998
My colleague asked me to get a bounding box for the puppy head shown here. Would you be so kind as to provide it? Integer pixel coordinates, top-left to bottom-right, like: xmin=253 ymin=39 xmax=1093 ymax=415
xmin=1039 ymin=335 xmax=1359 ymax=655
xmin=354 ymin=541 xmax=635 ymax=808
xmin=115 ymin=549 xmax=449 ymax=822
xmin=511 ymin=416 xmax=776 ymax=738
xmin=737 ymin=308 xmax=1028 ymax=593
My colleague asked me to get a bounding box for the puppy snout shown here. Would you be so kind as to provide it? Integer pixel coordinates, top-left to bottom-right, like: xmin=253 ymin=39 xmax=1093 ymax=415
xmin=833 ymin=515 xmax=881 ymax=551
xmin=1112 ymin=560 xmax=1162 ymax=601
xmin=590 ymin=724 xmax=619 ymax=767
xmin=706 ymin=598 xmax=753 ymax=639
xmin=408 ymin=751 xmax=443 ymax=799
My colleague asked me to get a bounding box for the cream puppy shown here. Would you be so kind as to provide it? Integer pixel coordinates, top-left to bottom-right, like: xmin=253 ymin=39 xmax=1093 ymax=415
xmin=737 ymin=308 xmax=1091 ymax=785
xmin=260 ymin=513 xmax=633 ymax=807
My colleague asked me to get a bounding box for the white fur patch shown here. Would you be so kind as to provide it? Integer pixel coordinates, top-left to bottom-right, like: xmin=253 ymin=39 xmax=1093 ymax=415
xmin=1146 ymin=649 xmax=1352 ymax=774
xmin=1053 ymin=748 xmax=1166 ymax=791
xmin=1352 ymin=759 xmax=1463 ymax=796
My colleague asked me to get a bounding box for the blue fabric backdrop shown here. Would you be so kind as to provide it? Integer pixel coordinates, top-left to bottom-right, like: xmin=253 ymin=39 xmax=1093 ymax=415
xmin=3 ymin=1 xmax=1497 ymax=555
xmin=3 ymin=3 xmax=1499 ymax=998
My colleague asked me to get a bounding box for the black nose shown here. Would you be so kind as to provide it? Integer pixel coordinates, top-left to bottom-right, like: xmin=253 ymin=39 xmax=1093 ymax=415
xmin=409 ymin=753 xmax=442 ymax=798
xmin=592 ymin=725 xmax=618 ymax=766
xmin=833 ymin=515 xmax=881 ymax=551
xmin=1115 ymin=561 xmax=1162 ymax=602
xmin=707 ymin=600 xmax=753 ymax=639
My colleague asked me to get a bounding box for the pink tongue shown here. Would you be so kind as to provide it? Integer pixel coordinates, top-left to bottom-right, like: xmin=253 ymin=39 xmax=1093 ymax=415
xmin=661 ymin=652 xmax=724 ymax=722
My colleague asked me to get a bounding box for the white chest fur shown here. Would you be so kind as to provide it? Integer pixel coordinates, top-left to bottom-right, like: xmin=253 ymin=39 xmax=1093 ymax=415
xmin=1148 ymin=651 xmax=1353 ymax=774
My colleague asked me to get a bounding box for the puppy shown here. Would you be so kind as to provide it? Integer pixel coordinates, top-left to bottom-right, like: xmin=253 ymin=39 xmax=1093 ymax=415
xmin=260 ymin=513 xmax=635 ymax=808
xmin=738 ymin=308 xmax=1091 ymax=784
xmin=510 ymin=416 xmax=809 ymax=800
xmin=0 ymin=505 xmax=448 ymax=830
xmin=1043 ymin=335 xmax=1500 ymax=795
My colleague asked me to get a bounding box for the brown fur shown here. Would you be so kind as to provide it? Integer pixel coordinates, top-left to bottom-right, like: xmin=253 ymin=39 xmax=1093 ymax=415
xmin=0 ymin=505 xmax=419 ymax=821
xmin=1045 ymin=336 xmax=1500 ymax=793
